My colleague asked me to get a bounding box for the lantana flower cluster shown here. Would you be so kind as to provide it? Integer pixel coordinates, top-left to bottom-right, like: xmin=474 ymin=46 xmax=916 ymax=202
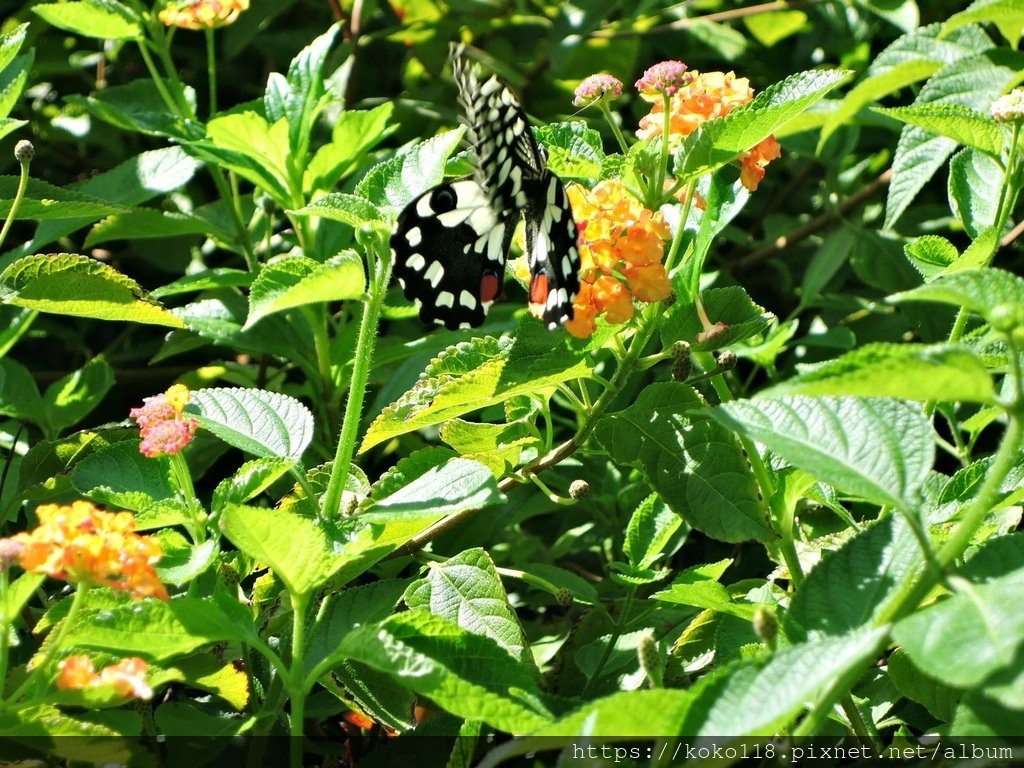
xmin=8 ymin=501 xmax=168 ymax=600
xmin=57 ymin=655 xmax=153 ymax=700
xmin=130 ymin=383 xmax=199 ymax=458
xmin=635 ymin=66 xmax=781 ymax=192
xmin=159 ymin=0 xmax=250 ymax=30
xmin=562 ymin=180 xmax=672 ymax=339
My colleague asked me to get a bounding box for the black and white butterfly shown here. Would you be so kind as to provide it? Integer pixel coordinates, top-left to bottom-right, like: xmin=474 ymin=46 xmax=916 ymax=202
xmin=391 ymin=46 xmax=581 ymax=331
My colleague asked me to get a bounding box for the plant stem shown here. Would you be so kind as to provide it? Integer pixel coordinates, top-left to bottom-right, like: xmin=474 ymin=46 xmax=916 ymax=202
xmin=170 ymin=453 xmax=205 ymax=543
xmin=0 ymin=145 xmax=32 ymax=251
xmin=205 ymin=27 xmax=218 ymax=116
xmin=581 ymin=587 xmax=636 ymax=695
xmin=323 ymin=243 xmax=392 ymax=517
xmin=288 ymin=592 xmax=308 ymax=768
xmin=599 ymin=101 xmax=630 ymax=155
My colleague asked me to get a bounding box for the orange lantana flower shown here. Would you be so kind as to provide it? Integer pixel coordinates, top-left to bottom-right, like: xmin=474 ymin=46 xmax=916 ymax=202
xmin=130 ymin=384 xmax=199 ymax=457
xmin=636 ymin=69 xmax=780 ymax=192
xmin=159 ymin=0 xmax=249 ymax=30
xmin=560 ymin=180 xmax=671 ymax=339
xmin=13 ymin=501 xmax=169 ymax=600
xmin=58 ymin=655 xmax=153 ymax=700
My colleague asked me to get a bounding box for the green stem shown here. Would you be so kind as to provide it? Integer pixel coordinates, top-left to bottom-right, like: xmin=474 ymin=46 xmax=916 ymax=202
xmin=0 ymin=569 xmax=10 ymax=699
xmin=581 ymin=587 xmax=636 ymax=696
xmin=599 ymin=101 xmax=630 ymax=155
xmin=288 ymin=592 xmax=308 ymax=768
xmin=323 ymin=244 xmax=392 ymax=517
xmin=170 ymin=452 xmax=205 ymax=543
xmin=4 ymin=584 xmax=89 ymax=707
xmin=205 ymin=26 xmax=218 ymax=116
xmin=0 ymin=146 xmax=32 ymax=251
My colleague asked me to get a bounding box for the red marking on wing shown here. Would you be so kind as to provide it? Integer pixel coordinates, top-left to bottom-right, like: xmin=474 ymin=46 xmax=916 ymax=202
xmin=480 ymin=272 xmax=501 ymax=303
xmin=529 ymin=273 xmax=549 ymax=305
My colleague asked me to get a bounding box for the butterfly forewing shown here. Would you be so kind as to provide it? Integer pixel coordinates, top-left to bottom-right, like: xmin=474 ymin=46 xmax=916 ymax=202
xmin=391 ymin=179 xmax=511 ymax=329
xmin=392 ymin=47 xmax=580 ymax=330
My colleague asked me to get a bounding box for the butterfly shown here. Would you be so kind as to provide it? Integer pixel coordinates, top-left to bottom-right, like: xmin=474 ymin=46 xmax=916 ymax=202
xmin=391 ymin=45 xmax=581 ymax=331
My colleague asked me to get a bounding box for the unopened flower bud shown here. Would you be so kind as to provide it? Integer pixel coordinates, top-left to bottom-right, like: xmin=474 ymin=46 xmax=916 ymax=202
xmin=671 ymin=340 xmax=692 ymax=381
xmin=637 ymin=633 xmax=663 ymax=686
xmin=991 ymin=88 xmax=1024 ymax=123
xmin=715 ymin=349 xmax=737 ymax=371
xmin=14 ymin=140 xmax=34 ymax=163
xmin=569 ymin=479 xmax=591 ymax=499
xmin=555 ymin=587 xmax=574 ymax=607
xmin=753 ymin=607 xmax=778 ymax=648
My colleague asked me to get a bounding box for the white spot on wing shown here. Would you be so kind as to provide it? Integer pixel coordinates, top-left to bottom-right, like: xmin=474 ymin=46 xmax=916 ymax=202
xmin=406 ymin=227 xmax=422 ymax=247
xmin=408 ymin=253 xmax=426 ymax=272
xmin=425 ymin=261 xmax=444 ymax=288
xmin=459 ymin=290 xmax=477 ymax=310
xmin=436 ymin=291 xmax=455 ymax=308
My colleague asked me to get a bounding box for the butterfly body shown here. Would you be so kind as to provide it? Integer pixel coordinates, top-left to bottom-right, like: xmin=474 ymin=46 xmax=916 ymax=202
xmin=391 ymin=47 xmax=580 ymax=330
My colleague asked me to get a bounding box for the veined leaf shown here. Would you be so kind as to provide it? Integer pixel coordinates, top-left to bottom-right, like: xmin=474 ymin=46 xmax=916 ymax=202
xmin=875 ymin=103 xmax=1003 ymax=157
xmin=890 ymin=267 xmax=1024 ymax=324
xmin=186 ymin=387 xmax=314 ymax=460
xmin=32 ymin=0 xmax=142 ymax=40
xmin=245 ymin=251 xmax=365 ymax=328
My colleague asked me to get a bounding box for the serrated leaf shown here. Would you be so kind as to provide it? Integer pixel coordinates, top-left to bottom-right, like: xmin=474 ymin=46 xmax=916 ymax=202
xmin=149 ymin=268 xmax=250 ymax=299
xmin=155 ymin=535 xmax=218 ymax=586
xmin=211 ymin=457 xmax=297 ymax=513
xmin=944 ymin=0 xmax=1024 ymax=45
xmin=272 ymin=24 xmax=339 ymax=161
xmin=221 ymin=503 xmax=343 ymax=597
xmin=0 ymin=177 xmax=127 ymax=221
xmin=0 ymin=254 xmax=185 ymax=327
xmin=662 ymin=286 xmax=775 ymax=351
xmin=890 ymin=267 xmax=1024 ymax=323
xmin=652 ymin=560 xmax=760 ymax=620
xmin=355 ymin=129 xmax=465 ymax=210
xmin=439 ymin=418 xmax=542 ymax=476
xmin=61 ymin=593 xmax=258 ymax=661
xmin=905 ymin=235 xmax=959 ymax=278
xmin=884 ymin=50 xmax=1023 ymax=229
xmin=186 ymin=387 xmax=313 ymax=460
xmin=533 ymin=689 xmax=694 ymax=737
xmin=949 ymin=148 xmax=1002 ymax=239
xmin=290 ymin=193 xmax=385 ymax=226
xmin=673 ymin=69 xmax=850 ymax=183
xmin=785 ymin=515 xmax=924 ymax=641
xmin=370 ymin=457 xmax=504 ymax=516
xmin=33 ymin=1 xmax=142 ymax=40
xmin=361 ymin=321 xmax=597 ymax=452
xmin=711 ymin=396 xmax=934 ymax=509
xmin=0 ymin=24 xmax=28 ymax=76
xmin=763 ymin=343 xmax=996 ymax=404
xmin=887 ymin=647 xmax=961 ymax=722
xmin=595 ymin=382 xmax=771 ymax=543
xmin=71 ymin=79 xmax=198 ymax=139
xmin=71 ymin=441 xmax=175 ymax=511
xmin=893 ymin=569 xmax=1024 ymax=688
xmin=623 ymin=493 xmax=684 ymax=571
xmin=307 ymin=103 xmax=395 ymax=191
xmin=337 ymin=610 xmax=552 ymax=733
xmin=405 ymin=548 xmax=534 ymax=669
xmin=535 ymin=121 xmax=604 ymax=180
xmin=86 ymin=208 xmax=227 ymax=247
xmin=681 ymin=627 xmax=888 ymax=735
xmin=875 ymin=103 xmax=1003 ymax=157
xmin=245 ymin=251 xmax=365 ymax=328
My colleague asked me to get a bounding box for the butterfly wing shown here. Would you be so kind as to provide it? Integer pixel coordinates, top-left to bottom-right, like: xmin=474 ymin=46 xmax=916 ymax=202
xmin=525 ymin=172 xmax=581 ymax=329
xmin=391 ymin=179 xmax=512 ymax=330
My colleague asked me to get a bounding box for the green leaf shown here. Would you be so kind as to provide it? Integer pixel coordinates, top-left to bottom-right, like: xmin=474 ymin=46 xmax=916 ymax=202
xmin=890 ymin=267 xmax=1024 ymax=324
xmin=62 ymin=594 xmax=258 ymax=661
xmin=893 ymin=569 xmax=1024 ymax=688
xmin=71 ymin=79 xmax=199 ymax=139
xmin=662 ymin=287 xmax=776 ymax=351
xmin=361 ymin=321 xmax=598 ymax=452
xmin=673 ymin=69 xmax=850 ymax=183
xmin=290 ymin=193 xmax=385 ymax=227
xmin=534 ymin=689 xmax=694 ymax=737
xmin=32 ymin=0 xmax=142 ymax=40
xmin=535 ymin=121 xmax=604 ymax=181
xmin=681 ymin=627 xmax=888 ymax=735
xmin=944 ymin=0 xmax=1024 ymax=46
xmin=623 ymin=493 xmax=684 ymax=571
xmin=652 ymin=560 xmax=760 ymax=620
xmin=905 ymin=235 xmax=960 ymax=278
xmin=884 ymin=50 xmax=1023 ymax=229
xmin=785 ymin=515 xmax=924 ymax=641
xmin=949 ymin=148 xmax=1002 ymax=239
xmin=149 ymin=268 xmax=250 ymax=299
xmin=743 ymin=9 xmax=807 ymax=47
xmin=0 ymin=177 xmax=127 ymax=221
xmin=0 ymin=358 xmax=44 ymax=425
xmin=306 ymin=579 xmax=408 ymax=678
xmin=370 ymin=457 xmax=504 ymax=516
xmin=595 ymin=382 xmax=771 ymax=543
xmin=155 ymin=535 xmax=218 ymax=586
xmin=199 ymin=113 xmax=291 ymax=202
xmin=221 ymin=504 xmax=343 ymax=597
xmin=306 ymin=103 xmax=395 ymax=191
xmin=0 ymin=254 xmax=185 ymax=328
xmin=762 ymin=343 xmax=996 ymax=404
xmin=71 ymin=441 xmax=175 ymax=511
xmin=211 ymin=457 xmax=298 ymax=513
xmin=874 ymin=103 xmax=1003 ymax=157
xmin=337 ymin=610 xmax=552 ymax=733
xmin=405 ymin=548 xmax=534 ymax=669
xmin=86 ymin=208 xmax=231 ymax=248
xmin=186 ymin=387 xmax=314 ymax=460
xmin=961 ymin=532 xmax=1024 ymax=583
xmin=245 ymin=251 xmax=365 ymax=328
xmin=355 ymin=128 xmax=466 ymax=210
xmin=711 ymin=396 xmax=934 ymax=509
xmin=0 ymin=52 xmax=32 ymax=123
xmin=42 ymin=357 xmax=114 ymax=435
xmin=0 ymin=24 xmax=28 ymax=76
xmin=887 ymin=647 xmax=961 ymax=722
xmin=439 ymin=418 xmax=542 ymax=476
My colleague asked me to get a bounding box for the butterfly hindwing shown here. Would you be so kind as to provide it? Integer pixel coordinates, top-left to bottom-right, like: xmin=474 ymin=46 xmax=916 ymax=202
xmin=393 ymin=47 xmax=580 ymax=330
xmin=391 ymin=179 xmax=512 ymax=330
